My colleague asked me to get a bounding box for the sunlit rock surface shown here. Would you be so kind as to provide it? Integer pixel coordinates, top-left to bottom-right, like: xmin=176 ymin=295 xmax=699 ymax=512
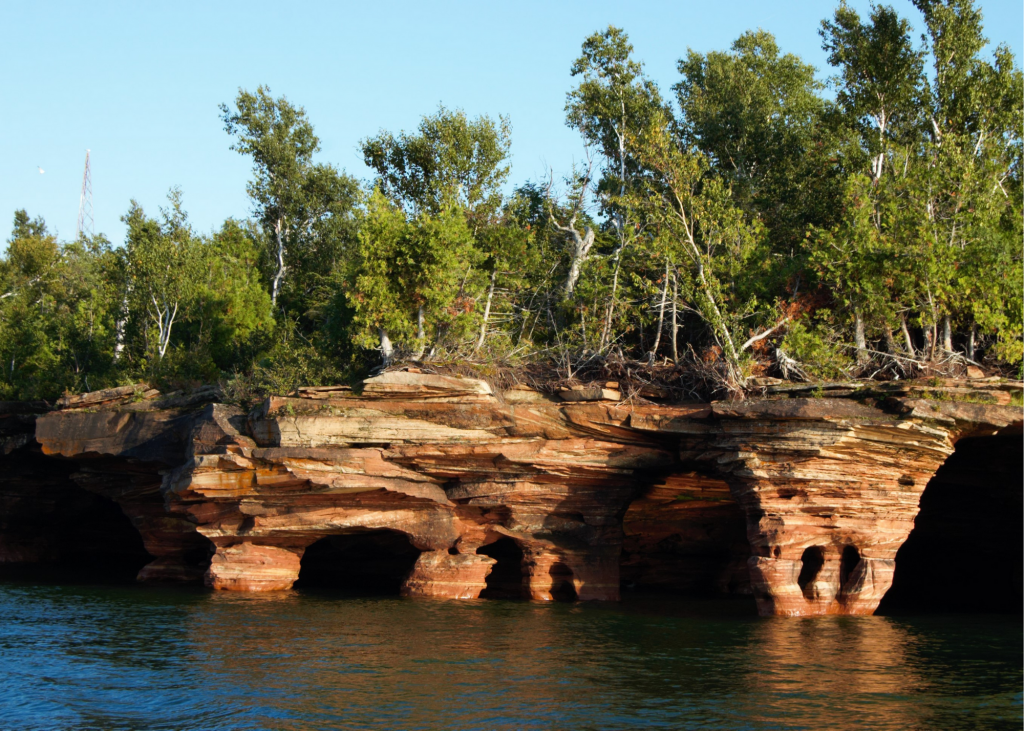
xmin=3 ymin=373 xmax=1020 ymax=616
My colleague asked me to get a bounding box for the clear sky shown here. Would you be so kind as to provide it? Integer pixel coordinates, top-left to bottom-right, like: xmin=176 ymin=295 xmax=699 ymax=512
xmin=3 ymin=0 xmax=1021 ymax=246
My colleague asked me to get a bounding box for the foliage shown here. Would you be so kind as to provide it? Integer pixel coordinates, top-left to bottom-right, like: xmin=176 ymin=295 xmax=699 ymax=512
xmin=343 ymin=189 xmax=483 ymax=355
xmin=2 ymin=2 xmax=1020 ymax=401
xmin=779 ymin=317 xmax=855 ymax=381
xmin=220 ymin=86 xmax=360 ymax=313
xmin=676 ymin=29 xmax=831 ymax=262
xmin=361 ymin=105 xmax=512 ymax=216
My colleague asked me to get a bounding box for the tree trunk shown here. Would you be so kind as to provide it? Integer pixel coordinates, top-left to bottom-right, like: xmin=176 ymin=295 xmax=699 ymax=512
xmin=670 ymin=272 xmax=679 ymax=364
xmin=271 ymin=218 xmax=286 ymax=306
xmin=883 ymin=324 xmax=898 ymax=356
xmin=854 ymin=310 xmax=868 ymax=364
xmin=150 ymin=293 xmax=178 ymax=360
xmin=156 ymin=302 xmax=178 ymax=359
xmin=379 ymin=328 xmax=393 ymax=365
xmin=941 ymin=315 xmax=953 ymax=352
xmin=563 ymin=227 xmax=595 ymax=299
xmin=412 ymin=305 xmax=426 ymax=360
xmin=900 ymin=315 xmax=916 ymax=356
xmin=967 ymin=322 xmax=976 ymax=361
xmin=599 ymin=245 xmax=625 ymax=351
xmin=112 ymin=288 xmax=130 ymax=363
xmin=647 ymin=258 xmax=670 ymax=363
xmin=475 ymin=269 xmax=497 ymax=353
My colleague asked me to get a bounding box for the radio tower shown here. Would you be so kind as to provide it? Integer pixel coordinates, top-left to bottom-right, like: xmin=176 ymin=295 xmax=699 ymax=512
xmin=76 ymin=149 xmax=94 ymax=239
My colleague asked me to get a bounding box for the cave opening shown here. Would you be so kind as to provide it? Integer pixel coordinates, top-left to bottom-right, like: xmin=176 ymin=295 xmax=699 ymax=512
xmin=295 ymin=530 xmax=421 ymax=595
xmin=879 ymin=433 xmax=1023 ymax=614
xmin=477 ymin=538 xmax=526 ymax=600
xmin=619 ymin=473 xmax=753 ymax=598
xmin=548 ymin=561 xmax=578 ymax=601
xmin=839 ymin=545 xmax=861 ymax=592
xmin=797 ymin=546 xmax=825 ymax=598
xmin=0 ymin=453 xmax=153 ymax=583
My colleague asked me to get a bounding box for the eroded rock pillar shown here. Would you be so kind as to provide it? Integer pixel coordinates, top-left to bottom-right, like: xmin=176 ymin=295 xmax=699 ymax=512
xmin=205 ymin=542 xmax=302 ymax=591
xmin=748 ymin=549 xmax=895 ymax=616
xmin=523 ymin=546 xmax=619 ymax=601
xmin=401 ymin=550 xmax=496 ymax=599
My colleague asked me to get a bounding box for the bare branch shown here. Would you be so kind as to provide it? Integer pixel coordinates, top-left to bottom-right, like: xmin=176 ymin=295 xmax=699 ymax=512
xmin=740 ymin=317 xmax=790 ymax=352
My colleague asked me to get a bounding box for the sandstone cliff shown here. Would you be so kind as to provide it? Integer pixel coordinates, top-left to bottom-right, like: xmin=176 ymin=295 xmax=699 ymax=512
xmin=2 ymin=373 xmax=1019 ymax=616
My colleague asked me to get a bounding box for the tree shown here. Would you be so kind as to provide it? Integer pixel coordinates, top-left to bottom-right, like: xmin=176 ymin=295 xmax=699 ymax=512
xmin=221 ymin=86 xmax=360 ymax=309
xmin=675 ymin=30 xmax=832 ymax=264
xmin=119 ymin=191 xmax=203 ymax=363
xmin=472 ymin=192 xmax=543 ymax=352
xmin=909 ymin=0 xmax=1023 ymax=363
xmin=188 ymin=219 xmax=276 ymax=371
xmin=0 ymin=212 xmax=119 ymax=399
xmin=632 ymin=115 xmax=777 ymax=387
xmin=344 ymin=190 xmax=481 ymax=362
xmin=360 ymin=106 xmax=511 ymax=354
xmin=811 ymin=0 xmax=1022 ymax=368
xmin=362 ymin=105 xmax=511 ymax=217
xmin=564 ymin=26 xmax=666 ymax=349
xmin=821 ymin=2 xmax=927 ymax=182
xmin=816 ymin=2 xmax=928 ymax=363
xmin=0 ymin=212 xmax=63 ymax=398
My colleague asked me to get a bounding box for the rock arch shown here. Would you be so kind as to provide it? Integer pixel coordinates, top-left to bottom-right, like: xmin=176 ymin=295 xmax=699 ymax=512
xmin=296 ymin=529 xmax=422 ymax=595
xmin=619 ymin=471 xmax=750 ymax=597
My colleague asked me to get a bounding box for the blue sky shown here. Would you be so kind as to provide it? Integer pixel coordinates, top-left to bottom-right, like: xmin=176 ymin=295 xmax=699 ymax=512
xmin=2 ymin=0 xmax=1021 ymax=246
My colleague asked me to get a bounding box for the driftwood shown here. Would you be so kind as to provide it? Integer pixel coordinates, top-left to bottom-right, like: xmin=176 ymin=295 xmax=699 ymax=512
xmin=55 ymin=383 xmax=155 ymax=410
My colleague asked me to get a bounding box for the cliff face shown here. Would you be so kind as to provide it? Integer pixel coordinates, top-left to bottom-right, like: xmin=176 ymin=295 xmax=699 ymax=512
xmin=4 ymin=373 xmax=1021 ymax=616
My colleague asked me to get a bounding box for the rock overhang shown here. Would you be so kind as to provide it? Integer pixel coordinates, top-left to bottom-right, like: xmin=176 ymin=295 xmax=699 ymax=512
xmin=4 ymin=372 xmax=1019 ymax=614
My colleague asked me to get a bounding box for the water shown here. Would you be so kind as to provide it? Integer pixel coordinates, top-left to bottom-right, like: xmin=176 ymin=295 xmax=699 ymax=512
xmin=0 ymin=583 xmax=1019 ymax=731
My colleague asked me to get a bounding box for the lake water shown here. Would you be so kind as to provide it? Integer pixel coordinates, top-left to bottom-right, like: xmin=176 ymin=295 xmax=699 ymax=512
xmin=0 ymin=582 xmax=1019 ymax=730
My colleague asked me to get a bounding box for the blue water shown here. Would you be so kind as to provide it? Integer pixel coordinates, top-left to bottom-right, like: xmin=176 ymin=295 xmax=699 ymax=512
xmin=0 ymin=582 xmax=1019 ymax=730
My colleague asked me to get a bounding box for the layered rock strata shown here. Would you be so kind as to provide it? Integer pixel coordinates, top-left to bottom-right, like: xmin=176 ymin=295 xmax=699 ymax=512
xmin=2 ymin=373 xmax=1019 ymax=616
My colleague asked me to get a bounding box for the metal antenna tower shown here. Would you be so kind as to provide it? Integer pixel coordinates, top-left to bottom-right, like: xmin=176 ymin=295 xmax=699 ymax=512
xmin=76 ymin=149 xmax=94 ymax=238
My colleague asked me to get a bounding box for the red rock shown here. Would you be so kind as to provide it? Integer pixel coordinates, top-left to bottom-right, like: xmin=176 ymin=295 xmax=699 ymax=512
xmin=4 ymin=372 xmax=1019 ymax=615
xmin=206 ymin=542 xmax=302 ymax=591
xmin=621 ymin=472 xmax=750 ymax=595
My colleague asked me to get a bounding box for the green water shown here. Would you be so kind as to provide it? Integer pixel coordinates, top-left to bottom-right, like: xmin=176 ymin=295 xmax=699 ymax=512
xmin=0 ymin=582 xmax=1019 ymax=730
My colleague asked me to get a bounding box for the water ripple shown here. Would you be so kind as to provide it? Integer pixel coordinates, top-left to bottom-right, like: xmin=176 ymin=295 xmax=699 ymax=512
xmin=0 ymin=584 xmax=1019 ymax=730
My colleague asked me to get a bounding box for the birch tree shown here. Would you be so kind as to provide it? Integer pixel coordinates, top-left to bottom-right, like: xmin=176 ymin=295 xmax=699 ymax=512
xmin=120 ymin=193 xmax=202 ymax=362
xmin=634 ymin=117 xmax=778 ymax=387
xmin=361 ymin=106 xmax=509 ymax=352
xmin=564 ymin=26 xmax=665 ymax=349
xmin=910 ymin=0 xmax=1023 ymax=364
xmin=818 ymin=2 xmax=927 ymax=362
xmin=221 ymin=86 xmax=359 ymax=311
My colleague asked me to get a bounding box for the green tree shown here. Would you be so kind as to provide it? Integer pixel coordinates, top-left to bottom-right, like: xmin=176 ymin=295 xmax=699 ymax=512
xmin=632 ymin=115 xmax=777 ymax=386
xmin=816 ymin=2 xmax=929 ymax=362
xmin=344 ymin=190 xmax=481 ymax=362
xmin=911 ymin=0 xmax=1022 ymax=364
xmin=362 ymin=105 xmax=511 ymax=216
xmin=675 ymin=30 xmax=832 ymax=266
xmin=564 ymin=26 xmax=667 ymax=349
xmin=0 ymin=212 xmax=119 ymax=399
xmin=361 ymin=106 xmax=513 ymax=354
xmin=821 ymin=2 xmax=927 ymax=181
xmin=118 ymin=192 xmax=203 ymax=364
xmin=220 ymin=86 xmax=360 ymax=311
xmin=189 ymin=219 xmax=276 ymax=371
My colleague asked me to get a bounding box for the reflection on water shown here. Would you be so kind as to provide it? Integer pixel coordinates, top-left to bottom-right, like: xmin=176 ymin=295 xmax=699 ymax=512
xmin=0 ymin=583 xmax=1019 ymax=730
